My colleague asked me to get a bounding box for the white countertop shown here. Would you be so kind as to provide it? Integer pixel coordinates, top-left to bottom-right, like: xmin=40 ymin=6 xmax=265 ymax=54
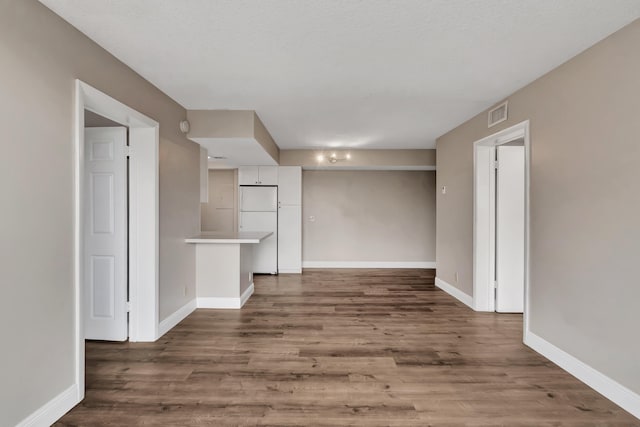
xmin=185 ymin=231 xmax=272 ymax=244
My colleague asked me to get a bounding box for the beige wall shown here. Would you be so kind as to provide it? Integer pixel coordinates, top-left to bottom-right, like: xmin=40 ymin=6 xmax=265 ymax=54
xmin=303 ymin=171 xmax=436 ymax=263
xmin=187 ymin=110 xmax=254 ymax=138
xmin=0 ymin=1 xmax=200 ymax=425
xmin=201 ymin=170 xmax=238 ymax=232
xmin=159 ymin=140 xmax=200 ymax=320
xmin=84 ymin=110 xmax=121 ymax=127
xmin=187 ymin=110 xmax=280 ymax=164
xmin=436 ymin=19 xmax=640 ymax=394
xmin=280 ymin=149 xmax=436 ymax=169
xmin=253 ymin=113 xmax=280 ymax=164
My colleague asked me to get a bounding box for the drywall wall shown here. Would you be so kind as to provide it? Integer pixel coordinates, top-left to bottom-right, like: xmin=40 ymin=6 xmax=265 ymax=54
xmin=84 ymin=109 xmax=121 ymax=127
xmin=201 ymin=169 xmax=238 ymax=232
xmin=0 ymin=1 xmax=199 ymax=425
xmin=187 ymin=110 xmax=255 ymax=138
xmin=253 ymin=112 xmax=280 ymax=164
xmin=436 ymin=19 xmax=640 ymax=395
xmin=280 ymin=149 xmax=436 ymax=169
xmin=303 ymin=170 xmax=436 ymax=263
xmin=186 ymin=110 xmax=280 ymax=164
xmin=159 ymin=139 xmax=200 ymax=321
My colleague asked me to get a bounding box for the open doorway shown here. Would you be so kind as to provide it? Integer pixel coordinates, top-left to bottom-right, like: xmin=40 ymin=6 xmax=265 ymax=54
xmin=473 ymin=121 xmax=530 ymax=324
xmin=74 ymin=80 xmax=160 ymax=400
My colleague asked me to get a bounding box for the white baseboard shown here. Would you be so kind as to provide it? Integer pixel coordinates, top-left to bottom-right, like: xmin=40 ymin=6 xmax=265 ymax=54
xmin=302 ymin=261 xmax=436 ymax=269
xmin=279 ymin=268 xmax=302 ymax=274
xmin=525 ymin=331 xmax=640 ymax=420
xmin=240 ymin=282 xmax=254 ymax=307
xmin=158 ymin=298 xmax=197 ymax=339
xmin=434 ymin=277 xmax=473 ymax=308
xmin=198 ymin=283 xmax=254 ymax=309
xmin=16 ymin=383 xmax=79 ymax=427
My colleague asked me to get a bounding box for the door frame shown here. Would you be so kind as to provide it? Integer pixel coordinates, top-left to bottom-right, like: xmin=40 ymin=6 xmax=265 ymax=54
xmin=74 ymin=80 xmax=160 ymax=399
xmin=472 ymin=120 xmax=531 ymax=327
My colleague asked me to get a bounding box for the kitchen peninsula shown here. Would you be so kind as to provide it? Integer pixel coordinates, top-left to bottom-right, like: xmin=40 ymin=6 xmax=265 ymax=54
xmin=185 ymin=231 xmax=272 ymax=308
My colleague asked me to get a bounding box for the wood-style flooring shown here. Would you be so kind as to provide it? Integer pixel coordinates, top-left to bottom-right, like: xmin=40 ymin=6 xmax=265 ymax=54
xmin=56 ymin=269 xmax=638 ymax=426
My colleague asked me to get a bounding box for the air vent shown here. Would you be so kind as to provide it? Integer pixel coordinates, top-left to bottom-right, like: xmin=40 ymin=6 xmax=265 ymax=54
xmin=488 ymin=101 xmax=508 ymax=128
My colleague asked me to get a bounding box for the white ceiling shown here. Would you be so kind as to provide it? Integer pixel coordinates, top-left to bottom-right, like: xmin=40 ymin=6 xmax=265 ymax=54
xmin=41 ymin=0 xmax=640 ymax=149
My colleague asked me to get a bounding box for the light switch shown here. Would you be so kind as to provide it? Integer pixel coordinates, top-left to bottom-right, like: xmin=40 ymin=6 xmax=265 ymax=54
xmin=441 ymin=186 xmax=447 ymax=194
xmin=308 ymin=215 xmax=316 ymax=222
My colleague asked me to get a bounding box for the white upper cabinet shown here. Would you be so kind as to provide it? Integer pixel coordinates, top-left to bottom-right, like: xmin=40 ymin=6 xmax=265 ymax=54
xmin=238 ymin=166 xmax=278 ymax=186
xmin=257 ymin=166 xmax=278 ymax=185
xmin=238 ymin=166 xmax=259 ymax=185
xmin=277 ymin=166 xmax=302 ymax=205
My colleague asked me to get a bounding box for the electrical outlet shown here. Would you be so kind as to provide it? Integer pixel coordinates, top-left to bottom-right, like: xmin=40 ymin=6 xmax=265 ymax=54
xmin=308 ymin=215 xmax=316 ymax=222
xmin=183 ymin=286 xmax=187 ymax=296
xmin=454 ymin=272 xmax=459 ymax=283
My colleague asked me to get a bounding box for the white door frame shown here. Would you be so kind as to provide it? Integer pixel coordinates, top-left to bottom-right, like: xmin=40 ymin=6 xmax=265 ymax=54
xmin=473 ymin=121 xmax=531 ymax=327
xmin=74 ymin=80 xmax=160 ymax=399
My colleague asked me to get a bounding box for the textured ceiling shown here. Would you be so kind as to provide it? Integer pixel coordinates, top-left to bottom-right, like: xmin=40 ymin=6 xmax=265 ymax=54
xmin=41 ymin=0 xmax=640 ymax=149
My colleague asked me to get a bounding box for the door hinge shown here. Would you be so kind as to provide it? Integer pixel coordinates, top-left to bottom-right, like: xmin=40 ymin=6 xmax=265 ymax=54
xmin=125 ymin=146 xmax=133 ymax=158
xmin=493 ymin=161 xmax=499 ymax=170
xmin=126 ymin=301 xmax=131 ymax=312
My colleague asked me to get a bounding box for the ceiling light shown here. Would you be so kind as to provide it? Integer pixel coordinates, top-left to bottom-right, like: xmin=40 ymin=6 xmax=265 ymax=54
xmin=321 ymin=152 xmax=350 ymax=164
xmin=316 ymin=154 xmax=324 ymax=162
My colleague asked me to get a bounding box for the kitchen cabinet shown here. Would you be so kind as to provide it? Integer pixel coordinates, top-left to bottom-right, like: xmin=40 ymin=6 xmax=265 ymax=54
xmin=277 ymin=166 xmax=302 ymax=205
xmin=277 ymin=166 xmax=302 ymax=273
xmin=278 ymin=205 xmax=301 ymax=273
xmin=238 ymin=166 xmax=278 ymax=186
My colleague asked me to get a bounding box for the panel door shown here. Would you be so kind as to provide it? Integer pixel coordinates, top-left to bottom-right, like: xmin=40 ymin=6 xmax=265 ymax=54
xmin=258 ymin=166 xmax=278 ymax=185
xmin=84 ymin=127 xmax=128 ymax=341
xmin=238 ymin=166 xmax=259 ymax=185
xmin=495 ymin=145 xmax=525 ymax=313
xmin=278 ymin=166 xmax=302 ymax=206
xmin=278 ymin=205 xmax=302 ymax=273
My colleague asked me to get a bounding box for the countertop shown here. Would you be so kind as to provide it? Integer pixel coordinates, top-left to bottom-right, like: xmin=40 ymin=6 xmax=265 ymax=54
xmin=185 ymin=231 xmax=272 ymax=244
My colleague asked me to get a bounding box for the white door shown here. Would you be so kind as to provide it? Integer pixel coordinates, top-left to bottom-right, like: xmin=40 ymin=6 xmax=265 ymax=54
xmin=240 ymin=211 xmax=278 ymax=274
xmin=278 ymin=205 xmax=301 ymax=272
xmin=84 ymin=127 xmax=128 ymax=341
xmin=495 ymin=145 xmax=525 ymax=313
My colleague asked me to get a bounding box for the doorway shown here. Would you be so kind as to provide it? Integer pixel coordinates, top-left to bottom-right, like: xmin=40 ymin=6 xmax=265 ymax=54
xmin=74 ymin=80 xmax=160 ymax=400
xmin=473 ymin=121 xmax=530 ymax=322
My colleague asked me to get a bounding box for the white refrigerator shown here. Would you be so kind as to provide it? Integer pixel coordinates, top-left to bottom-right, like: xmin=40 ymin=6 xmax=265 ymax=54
xmin=239 ymin=186 xmax=278 ymax=274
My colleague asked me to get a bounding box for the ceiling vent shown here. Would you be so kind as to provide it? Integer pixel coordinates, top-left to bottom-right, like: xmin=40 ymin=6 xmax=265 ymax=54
xmin=488 ymin=101 xmax=508 ymax=127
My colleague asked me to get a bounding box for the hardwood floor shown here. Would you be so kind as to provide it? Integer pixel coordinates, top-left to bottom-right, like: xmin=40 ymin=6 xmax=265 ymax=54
xmin=56 ymin=269 xmax=638 ymax=426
